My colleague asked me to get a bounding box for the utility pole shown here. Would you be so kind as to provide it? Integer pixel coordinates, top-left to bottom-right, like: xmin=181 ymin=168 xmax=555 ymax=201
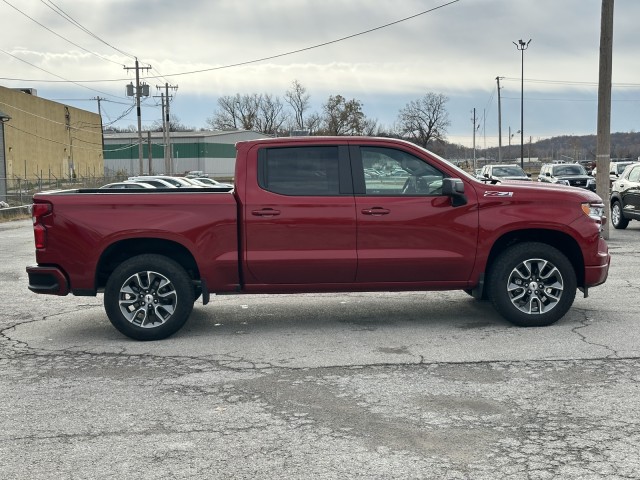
xmin=147 ymin=131 xmax=152 ymax=174
xmin=124 ymin=58 xmax=151 ymax=175
xmin=496 ymin=77 xmax=503 ymax=162
xmin=597 ymin=0 xmax=614 ymax=239
xmin=514 ymin=39 xmax=531 ymax=169
xmin=156 ymin=83 xmax=178 ymax=174
xmin=94 ymin=97 xmax=105 ymax=154
xmin=159 ymin=93 xmax=167 ymax=173
xmin=472 ymin=108 xmax=476 ymax=171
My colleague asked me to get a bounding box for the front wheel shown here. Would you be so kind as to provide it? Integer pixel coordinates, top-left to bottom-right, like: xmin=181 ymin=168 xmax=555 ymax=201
xmin=104 ymin=254 xmax=194 ymax=340
xmin=611 ymin=201 xmax=629 ymax=229
xmin=487 ymin=243 xmax=577 ymax=327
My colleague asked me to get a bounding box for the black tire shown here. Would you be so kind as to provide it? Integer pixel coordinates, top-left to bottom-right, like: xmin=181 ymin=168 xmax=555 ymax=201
xmin=487 ymin=242 xmax=577 ymax=327
xmin=611 ymin=201 xmax=629 ymax=229
xmin=104 ymin=254 xmax=194 ymax=340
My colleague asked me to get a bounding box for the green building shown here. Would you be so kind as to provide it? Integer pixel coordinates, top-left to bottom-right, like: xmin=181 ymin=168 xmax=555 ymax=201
xmin=103 ymin=130 xmax=267 ymax=180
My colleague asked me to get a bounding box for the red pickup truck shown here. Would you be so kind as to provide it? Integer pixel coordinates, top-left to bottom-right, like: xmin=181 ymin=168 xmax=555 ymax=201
xmin=27 ymin=137 xmax=610 ymax=340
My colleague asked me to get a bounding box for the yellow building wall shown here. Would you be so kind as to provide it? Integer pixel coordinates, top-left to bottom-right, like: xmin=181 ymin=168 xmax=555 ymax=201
xmin=0 ymin=85 xmax=103 ymax=181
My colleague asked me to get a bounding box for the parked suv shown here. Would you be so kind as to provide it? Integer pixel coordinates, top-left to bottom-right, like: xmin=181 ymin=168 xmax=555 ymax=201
xmin=610 ymin=162 xmax=640 ymax=229
xmin=538 ymin=163 xmax=595 ymax=191
xmin=479 ymin=164 xmax=531 ymax=182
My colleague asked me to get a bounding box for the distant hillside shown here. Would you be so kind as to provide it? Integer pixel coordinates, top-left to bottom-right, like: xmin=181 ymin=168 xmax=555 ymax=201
xmin=435 ymin=131 xmax=640 ymax=162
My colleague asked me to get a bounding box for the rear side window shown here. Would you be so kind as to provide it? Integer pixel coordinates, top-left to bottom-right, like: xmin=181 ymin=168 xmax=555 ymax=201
xmin=258 ymin=146 xmax=346 ymax=196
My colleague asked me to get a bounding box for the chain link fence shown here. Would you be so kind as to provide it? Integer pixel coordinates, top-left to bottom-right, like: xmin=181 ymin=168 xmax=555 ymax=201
xmin=0 ymin=173 xmax=127 ymax=208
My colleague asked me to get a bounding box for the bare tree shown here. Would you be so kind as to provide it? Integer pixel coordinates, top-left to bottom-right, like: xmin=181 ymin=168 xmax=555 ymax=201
xmin=236 ymin=94 xmax=261 ymax=130
xmin=320 ymin=94 xmax=366 ymax=135
xmin=396 ymin=93 xmax=450 ymax=147
xmin=255 ymin=94 xmax=289 ymax=135
xmin=207 ymin=94 xmax=260 ymax=131
xmin=305 ymin=112 xmax=322 ymax=135
xmin=284 ymin=80 xmax=311 ymax=130
xmin=361 ymin=118 xmax=380 ymax=136
xmin=151 ymin=114 xmax=192 ymax=132
xmin=207 ymin=94 xmax=239 ymax=130
xmin=208 ymin=93 xmax=289 ymax=134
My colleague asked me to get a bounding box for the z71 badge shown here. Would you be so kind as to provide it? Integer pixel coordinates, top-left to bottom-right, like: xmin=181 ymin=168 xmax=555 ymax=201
xmin=484 ymin=191 xmax=514 ymax=197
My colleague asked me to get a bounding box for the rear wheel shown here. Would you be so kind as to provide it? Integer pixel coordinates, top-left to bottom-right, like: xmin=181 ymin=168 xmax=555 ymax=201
xmin=487 ymin=242 xmax=576 ymax=327
xmin=611 ymin=201 xmax=629 ymax=229
xmin=104 ymin=254 xmax=194 ymax=340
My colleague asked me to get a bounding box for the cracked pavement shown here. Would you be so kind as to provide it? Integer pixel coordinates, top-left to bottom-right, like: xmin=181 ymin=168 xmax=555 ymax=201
xmin=1 ymin=219 xmax=640 ymax=479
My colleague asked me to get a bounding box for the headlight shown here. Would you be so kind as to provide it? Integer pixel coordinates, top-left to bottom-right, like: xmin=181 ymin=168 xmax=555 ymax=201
xmin=557 ymin=179 xmax=570 ymax=186
xmin=582 ymin=202 xmax=605 ymax=230
xmin=587 ymin=178 xmax=596 ymax=186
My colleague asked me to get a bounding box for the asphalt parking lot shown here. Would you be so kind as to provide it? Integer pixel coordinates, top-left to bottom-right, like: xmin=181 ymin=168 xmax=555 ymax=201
xmin=1 ymin=219 xmax=639 ymax=479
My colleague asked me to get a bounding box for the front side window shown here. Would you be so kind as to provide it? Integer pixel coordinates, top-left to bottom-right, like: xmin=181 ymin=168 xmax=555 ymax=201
xmin=259 ymin=146 xmax=341 ymax=196
xmin=360 ymin=147 xmax=444 ymax=195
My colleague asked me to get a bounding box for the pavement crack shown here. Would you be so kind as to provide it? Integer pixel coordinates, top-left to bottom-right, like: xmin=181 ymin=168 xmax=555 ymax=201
xmin=572 ymin=310 xmax=620 ymax=359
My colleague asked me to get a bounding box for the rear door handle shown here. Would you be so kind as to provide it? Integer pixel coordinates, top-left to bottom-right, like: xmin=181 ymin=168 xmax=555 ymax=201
xmin=361 ymin=207 xmax=390 ymax=216
xmin=252 ymin=208 xmax=281 ymax=217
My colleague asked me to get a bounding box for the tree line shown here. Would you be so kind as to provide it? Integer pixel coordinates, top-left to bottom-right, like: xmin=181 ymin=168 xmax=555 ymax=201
xmin=104 ymin=80 xmax=451 ymax=153
xmin=205 ymin=80 xmax=451 ymax=150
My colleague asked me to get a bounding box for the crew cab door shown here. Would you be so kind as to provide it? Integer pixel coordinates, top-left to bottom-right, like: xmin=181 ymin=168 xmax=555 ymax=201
xmin=351 ymin=145 xmax=479 ymax=283
xmin=243 ymin=144 xmax=357 ymax=285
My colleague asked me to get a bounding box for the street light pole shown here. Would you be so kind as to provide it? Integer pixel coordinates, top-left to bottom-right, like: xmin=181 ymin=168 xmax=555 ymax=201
xmin=514 ymin=39 xmax=531 ymax=169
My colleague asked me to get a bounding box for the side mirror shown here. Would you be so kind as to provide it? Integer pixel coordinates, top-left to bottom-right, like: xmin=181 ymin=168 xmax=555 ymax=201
xmin=545 ymin=172 xmax=551 ymax=177
xmin=442 ymin=178 xmax=467 ymax=207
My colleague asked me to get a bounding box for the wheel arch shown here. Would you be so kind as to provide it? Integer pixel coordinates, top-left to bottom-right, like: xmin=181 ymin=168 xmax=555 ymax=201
xmin=610 ymin=192 xmax=623 ymax=204
xmin=486 ymin=229 xmax=585 ymax=287
xmin=96 ymin=238 xmax=200 ymax=290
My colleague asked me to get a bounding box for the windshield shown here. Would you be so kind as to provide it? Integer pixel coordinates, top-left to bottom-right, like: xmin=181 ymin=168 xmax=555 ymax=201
xmin=414 ymin=146 xmax=477 ymax=181
xmin=615 ymin=163 xmax=632 ymax=174
xmin=493 ymin=166 xmax=526 ymax=177
xmin=553 ymin=165 xmax=587 ymax=176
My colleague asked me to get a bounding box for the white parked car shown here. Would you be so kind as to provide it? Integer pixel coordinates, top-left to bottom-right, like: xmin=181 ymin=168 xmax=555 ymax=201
xmin=129 ymin=176 xmax=200 ymax=188
xmin=192 ymin=177 xmax=233 ymax=188
xmin=99 ymin=181 xmax=156 ymax=189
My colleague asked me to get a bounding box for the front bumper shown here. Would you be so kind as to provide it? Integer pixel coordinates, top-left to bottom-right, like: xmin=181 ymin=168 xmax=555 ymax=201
xmin=584 ymin=237 xmax=611 ymax=288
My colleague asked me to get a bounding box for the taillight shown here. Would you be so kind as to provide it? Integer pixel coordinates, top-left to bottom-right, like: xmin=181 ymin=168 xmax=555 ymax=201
xmin=32 ymin=202 xmax=52 ymax=249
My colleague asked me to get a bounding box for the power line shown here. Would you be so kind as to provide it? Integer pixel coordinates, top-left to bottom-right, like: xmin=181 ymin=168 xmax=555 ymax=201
xmin=0 ymin=99 xmax=102 ymax=135
xmin=143 ymin=0 xmax=462 ymax=80
xmin=502 ymin=77 xmax=640 ymax=88
xmin=501 ymin=95 xmax=640 ymax=102
xmin=0 ymin=47 xmax=123 ymax=99
xmin=0 ymin=0 xmax=461 ymax=85
xmin=1 ymin=0 xmax=126 ymax=67
xmin=39 ymin=0 xmax=135 ymax=60
xmin=4 ymin=123 xmax=103 ymax=152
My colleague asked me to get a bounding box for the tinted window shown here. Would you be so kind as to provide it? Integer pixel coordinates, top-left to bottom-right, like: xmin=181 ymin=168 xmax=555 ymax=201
xmin=360 ymin=147 xmax=444 ymax=195
xmin=259 ymin=146 xmax=341 ymax=195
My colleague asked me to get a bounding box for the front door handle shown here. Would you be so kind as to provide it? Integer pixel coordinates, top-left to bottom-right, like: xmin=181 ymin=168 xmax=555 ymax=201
xmin=252 ymin=208 xmax=281 ymax=217
xmin=361 ymin=207 xmax=390 ymax=216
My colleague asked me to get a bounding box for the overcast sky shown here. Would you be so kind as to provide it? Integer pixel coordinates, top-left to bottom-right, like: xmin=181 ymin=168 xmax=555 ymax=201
xmin=2 ymin=0 xmax=639 ymax=147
